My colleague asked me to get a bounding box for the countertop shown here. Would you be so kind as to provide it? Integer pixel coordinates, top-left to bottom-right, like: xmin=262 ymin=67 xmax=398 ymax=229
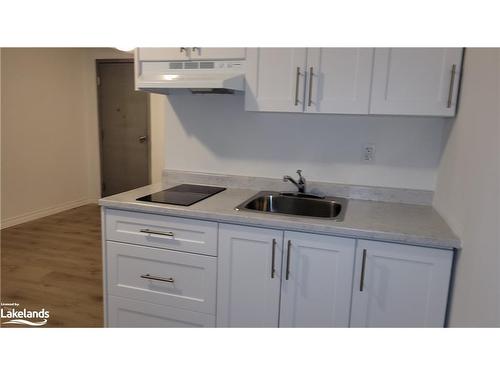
xmin=99 ymin=183 xmax=460 ymax=250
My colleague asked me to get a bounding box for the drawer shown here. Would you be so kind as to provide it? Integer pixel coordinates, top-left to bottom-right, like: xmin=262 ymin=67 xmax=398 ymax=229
xmin=105 ymin=209 xmax=218 ymax=256
xmin=107 ymin=296 xmax=215 ymax=328
xmin=107 ymin=241 xmax=217 ymax=314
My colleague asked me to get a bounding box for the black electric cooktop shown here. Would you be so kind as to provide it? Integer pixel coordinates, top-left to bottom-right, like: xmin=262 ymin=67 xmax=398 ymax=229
xmin=137 ymin=184 xmax=226 ymax=206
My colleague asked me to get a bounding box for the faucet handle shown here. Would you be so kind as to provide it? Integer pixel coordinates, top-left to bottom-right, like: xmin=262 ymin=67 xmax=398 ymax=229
xmin=296 ymin=169 xmax=304 ymax=181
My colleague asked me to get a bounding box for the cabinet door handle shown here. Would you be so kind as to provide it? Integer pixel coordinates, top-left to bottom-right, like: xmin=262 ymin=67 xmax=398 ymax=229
xmin=447 ymin=64 xmax=457 ymax=108
xmin=271 ymin=239 xmax=277 ymax=279
xmin=285 ymin=240 xmax=292 ymax=280
xmin=294 ymin=67 xmax=301 ymax=106
xmin=308 ymin=67 xmax=314 ymax=107
xmin=139 ymin=229 xmax=174 ymax=238
xmin=141 ymin=274 xmax=174 ymax=283
xmin=359 ymin=249 xmax=367 ymax=292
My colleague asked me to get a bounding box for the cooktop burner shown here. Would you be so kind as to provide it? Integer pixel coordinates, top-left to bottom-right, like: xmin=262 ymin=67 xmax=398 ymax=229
xmin=136 ymin=184 xmax=226 ymax=206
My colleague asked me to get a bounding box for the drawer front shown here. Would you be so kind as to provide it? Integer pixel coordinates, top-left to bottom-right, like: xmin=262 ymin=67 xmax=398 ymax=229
xmin=107 ymin=296 xmax=215 ymax=328
xmin=105 ymin=209 xmax=218 ymax=256
xmin=107 ymin=241 xmax=217 ymax=314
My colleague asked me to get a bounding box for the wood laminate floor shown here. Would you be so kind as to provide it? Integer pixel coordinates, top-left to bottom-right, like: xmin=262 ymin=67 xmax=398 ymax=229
xmin=1 ymin=205 xmax=103 ymax=328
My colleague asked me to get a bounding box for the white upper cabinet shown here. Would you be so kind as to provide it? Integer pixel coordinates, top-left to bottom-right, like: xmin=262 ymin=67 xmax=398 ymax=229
xmin=188 ymin=47 xmax=246 ymax=60
xmin=136 ymin=48 xmax=191 ymax=61
xmin=217 ymin=224 xmax=283 ymax=327
xmin=370 ymin=48 xmax=463 ymax=116
xmin=305 ymin=48 xmax=374 ymax=114
xmin=350 ymin=240 xmax=454 ymax=327
xmin=245 ymin=48 xmax=307 ymax=112
xmin=245 ymin=48 xmax=373 ymax=114
xmin=279 ymin=232 xmax=356 ymax=327
xmin=136 ymin=47 xmax=245 ymax=61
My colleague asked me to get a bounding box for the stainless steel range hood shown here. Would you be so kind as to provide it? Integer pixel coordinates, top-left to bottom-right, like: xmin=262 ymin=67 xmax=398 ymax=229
xmin=135 ymin=60 xmax=245 ymax=94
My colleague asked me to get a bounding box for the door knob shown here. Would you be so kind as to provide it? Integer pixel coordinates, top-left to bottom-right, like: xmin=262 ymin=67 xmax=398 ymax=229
xmin=138 ymin=136 xmax=147 ymax=143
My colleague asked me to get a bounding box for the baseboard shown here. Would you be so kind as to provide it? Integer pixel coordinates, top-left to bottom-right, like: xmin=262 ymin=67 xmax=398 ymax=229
xmin=1 ymin=198 xmax=97 ymax=229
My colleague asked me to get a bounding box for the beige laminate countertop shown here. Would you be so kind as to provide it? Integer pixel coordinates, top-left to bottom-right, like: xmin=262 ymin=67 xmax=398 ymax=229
xmin=99 ymin=183 xmax=460 ymax=250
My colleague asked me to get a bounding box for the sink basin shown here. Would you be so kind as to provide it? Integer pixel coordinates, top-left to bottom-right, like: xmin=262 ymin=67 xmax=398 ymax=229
xmin=235 ymin=191 xmax=347 ymax=221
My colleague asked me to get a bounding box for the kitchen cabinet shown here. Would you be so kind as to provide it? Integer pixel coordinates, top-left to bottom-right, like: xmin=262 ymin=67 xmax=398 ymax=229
xmin=279 ymin=231 xmax=356 ymax=327
xmin=136 ymin=47 xmax=245 ymax=61
xmin=216 ymin=224 xmax=356 ymax=327
xmin=370 ymin=48 xmax=463 ymax=116
xmin=216 ymin=224 xmax=283 ymax=327
xmin=103 ymin=209 xmax=217 ymax=328
xmin=102 ymin=208 xmax=455 ymax=328
xmin=108 ymin=296 xmax=215 ymax=328
xmin=245 ymin=47 xmax=463 ymax=116
xmin=304 ymin=48 xmax=374 ymax=114
xmin=350 ymin=240 xmax=454 ymax=327
xmin=245 ymin=48 xmax=373 ymax=114
xmin=189 ymin=47 xmax=246 ymax=60
xmin=245 ymin=48 xmax=307 ymax=112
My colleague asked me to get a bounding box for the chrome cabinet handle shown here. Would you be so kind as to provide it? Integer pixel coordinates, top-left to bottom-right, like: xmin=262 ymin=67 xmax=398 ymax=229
xmin=141 ymin=274 xmax=174 ymax=283
xmin=139 ymin=229 xmax=174 ymax=238
xmin=285 ymin=240 xmax=291 ymax=280
xmin=294 ymin=67 xmax=301 ymax=106
xmin=308 ymin=67 xmax=314 ymax=107
xmin=359 ymin=249 xmax=367 ymax=292
xmin=447 ymin=64 xmax=457 ymax=108
xmin=138 ymin=135 xmax=147 ymax=143
xmin=271 ymin=239 xmax=277 ymax=279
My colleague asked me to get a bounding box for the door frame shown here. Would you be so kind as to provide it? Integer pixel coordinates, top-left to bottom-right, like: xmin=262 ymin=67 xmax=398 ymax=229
xmin=96 ymin=59 xmax=151 ymax=197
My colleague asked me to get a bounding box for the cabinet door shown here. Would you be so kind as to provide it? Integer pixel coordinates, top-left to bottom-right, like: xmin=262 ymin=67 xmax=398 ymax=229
xmin=350 ymin=240 xmax=454 ymax=327
xmin=136 ymin=47 xmax=190 ymax=61
xmin=279 ymin=232 xmax=356 ymax=327
xmin=245 ymin=48 xmax=307 ymax=112
xmin=370 ymin=48 xmax=463 ymax=116
xmin=189 ymin=47 xmax=246 ymax=60
xmin=305 ymin=48 xmax=374 ymax=114
xmin=217 ymin=224 xmax=283 ymax=327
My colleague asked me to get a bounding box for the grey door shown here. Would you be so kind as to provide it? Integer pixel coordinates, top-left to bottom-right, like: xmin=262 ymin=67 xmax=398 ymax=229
xmin=98 ymin=61 xmax=150 ymax=197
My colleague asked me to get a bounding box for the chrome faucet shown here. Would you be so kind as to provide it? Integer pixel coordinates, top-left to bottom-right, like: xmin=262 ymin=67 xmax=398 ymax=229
xmin=283 ymin=170 xmax=306 ymax=193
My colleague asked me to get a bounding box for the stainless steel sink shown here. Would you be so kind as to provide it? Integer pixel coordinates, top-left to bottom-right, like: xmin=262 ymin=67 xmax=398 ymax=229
xmin=235 ymin=191 xmax=347 ymax=221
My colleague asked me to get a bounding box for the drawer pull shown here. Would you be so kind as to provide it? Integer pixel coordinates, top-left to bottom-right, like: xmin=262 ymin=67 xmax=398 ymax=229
xmin=294 ymin=67 xmax=301 ymax=106
xmin=360 ymin=249 xmax=367 ymax=292
xmin=271 ymin=239 xmax=276 ymax=279
xmin=447 ymin=64 xmax=457 ymax=108
xmin=140 ymin=274 xmax=175 ymax=283
xmin=285 ymin=240 xmax=291 ymax=280
xmin=140 ymin=229 xmax=174 ymax=238
xmin=308 ymin=67 xmax=314 ymax=107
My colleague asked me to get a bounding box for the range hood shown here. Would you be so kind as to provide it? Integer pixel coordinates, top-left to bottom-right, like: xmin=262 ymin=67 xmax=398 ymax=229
xmin=135 ymin=60 xmax=245 ymax=94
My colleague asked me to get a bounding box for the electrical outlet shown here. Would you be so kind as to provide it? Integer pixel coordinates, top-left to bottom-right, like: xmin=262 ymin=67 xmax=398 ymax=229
xmin=362 ymin=144 xmax=376 ymax=162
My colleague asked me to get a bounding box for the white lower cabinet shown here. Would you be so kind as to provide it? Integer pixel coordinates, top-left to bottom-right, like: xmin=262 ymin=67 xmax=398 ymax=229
xmin=279 ymin=232 xmax=356 ymax=327
xmin=350 ymin=240 xmax=453 ymax=327
xmin=103 ymin=209 xmax=454 ymax=328
xmin=108 ymin=296 xmax=215 ymax=328
xmin=216 ymin=224 xmax=357 ymax=327
xmin=216 ymin=224 xmax=283 ymax=327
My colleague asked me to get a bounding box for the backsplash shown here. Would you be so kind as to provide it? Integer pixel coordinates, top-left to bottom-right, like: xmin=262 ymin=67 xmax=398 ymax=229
xmin=163 ymin=170 xmax=434 ymax=205
xmin=163 ymin=94 xmax=450 ymax=191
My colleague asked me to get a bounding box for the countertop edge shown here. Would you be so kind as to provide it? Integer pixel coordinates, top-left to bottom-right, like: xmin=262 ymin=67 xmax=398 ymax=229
xmin=98 ymin=199 xmax=460 ymax=250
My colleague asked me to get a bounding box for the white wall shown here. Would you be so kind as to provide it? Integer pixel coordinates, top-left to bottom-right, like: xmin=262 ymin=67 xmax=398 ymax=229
xmin=433 ymin=49 xmax=500 ymax=327
xmin=1 ymin=48 xmax=164 ymax=228
xmin=164 ymin=94 xmax=449 ymax=190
